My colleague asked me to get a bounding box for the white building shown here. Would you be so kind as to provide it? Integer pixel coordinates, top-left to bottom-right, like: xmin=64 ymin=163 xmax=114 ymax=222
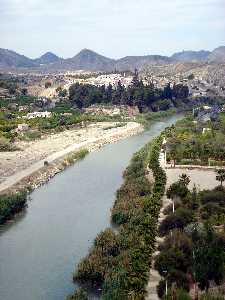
xmin=26 ymin=111 xmax=52 ymax=119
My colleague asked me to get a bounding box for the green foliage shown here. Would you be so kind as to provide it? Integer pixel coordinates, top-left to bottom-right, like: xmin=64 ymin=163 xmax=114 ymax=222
xmin=0 ymin=137 xmax=18 ymax=151
xmin=159 ymin=207 xmax=194 ymax=236
xmin=19 ymin=130 xmax=42 ymax=141
xmin=155 ymin=248 xmax=191 ymax=276
xmin=166 ymin=117 xmax=225 ymax=166
xmin=69 ymin=75 xmax=188 ymax=112
xmin=166 ymin=182 xmax=189 ymax=200
xmin=0 ymin=191 xmax=28 ymax=224
xmin=162 ymin=288 xmax=192 ymax=300
xmin=66 ymin=289 xmax=88 ymax=300
xmin=215 ymin=168 xmax=225 ymax=186
xmin=63 ymin=149 xmax=89 ymax=166
xmin=193 ymin=224 xmax=225 ymax=290
xmin=200 ymin=292 xmax=225 ymax=300
xmin=199 ymin=186 xmax=225 ymax=225
xmin=73 ymin=135 xmax=167 ymax=299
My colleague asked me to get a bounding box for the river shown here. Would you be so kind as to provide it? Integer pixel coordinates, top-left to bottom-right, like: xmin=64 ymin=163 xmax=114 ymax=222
xmin=0 ymin=115 xmax=182 ymax=300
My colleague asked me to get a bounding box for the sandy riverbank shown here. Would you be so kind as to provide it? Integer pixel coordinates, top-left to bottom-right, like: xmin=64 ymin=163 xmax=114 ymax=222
xmin=0 ymin=122 xmax=143 ymax=194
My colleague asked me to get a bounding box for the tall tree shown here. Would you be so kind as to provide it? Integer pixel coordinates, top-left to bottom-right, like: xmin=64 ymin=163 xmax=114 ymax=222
xmin=215 ymin=169 xmax=225 ymax=186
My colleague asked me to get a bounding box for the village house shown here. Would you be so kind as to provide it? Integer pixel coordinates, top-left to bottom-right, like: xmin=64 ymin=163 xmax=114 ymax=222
xmin=25 ymin=111 xmax=52 ymax=119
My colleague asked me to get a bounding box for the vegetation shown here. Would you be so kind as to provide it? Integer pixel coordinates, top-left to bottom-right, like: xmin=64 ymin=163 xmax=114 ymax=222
xmin=162 ymin=288 xmax=192 ymax=300
xmin=72 ymin=134 xmax=167 ymax=299
xmin=63 ymin=149 xmax=89 ymax=167
xmin=0 ymin=191 xmax=28 ymax=224
xmin=215 ymin=169 xmax=225 ymax=186
xmin=166 ymin=114 xmax=225 ymax=166
xmin=155 ymin=174 xmax=225 ymax=298
xmin=69 ymin=70 xmax=189 ymax=112
xmin=66 ymin=289 xmax=88 ymax=300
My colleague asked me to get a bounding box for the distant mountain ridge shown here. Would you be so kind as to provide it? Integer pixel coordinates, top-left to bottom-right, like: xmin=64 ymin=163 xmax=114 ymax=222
xmin=171 ymin=50 xmax=210 ymax=62
xmin=0 ymin=46 xmax=224 ymax=71
xmin=0 ymin=48 xmax=38 ymax=68
xmin=34 ymin=52 xmax=61 ymax=65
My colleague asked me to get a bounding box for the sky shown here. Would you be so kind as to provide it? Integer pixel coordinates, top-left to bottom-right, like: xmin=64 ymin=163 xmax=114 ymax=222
xmin=0 ymin=0 xmax=224 ymax=59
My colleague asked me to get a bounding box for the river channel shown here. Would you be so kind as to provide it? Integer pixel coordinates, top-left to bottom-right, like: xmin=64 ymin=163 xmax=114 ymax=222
xmin=0 ymin=115 xmax=182 ymax=300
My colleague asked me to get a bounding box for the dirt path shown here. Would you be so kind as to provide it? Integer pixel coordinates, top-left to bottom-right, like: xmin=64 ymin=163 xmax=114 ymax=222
xmin=146 ymin=194 xmax=172 ymax=300
xmin=0 ymin=122 xmax=142 ymax=193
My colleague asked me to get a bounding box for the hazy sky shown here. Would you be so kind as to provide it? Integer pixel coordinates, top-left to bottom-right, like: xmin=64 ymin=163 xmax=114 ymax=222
xmin=0 ymin=0 xmax=224 ymax=59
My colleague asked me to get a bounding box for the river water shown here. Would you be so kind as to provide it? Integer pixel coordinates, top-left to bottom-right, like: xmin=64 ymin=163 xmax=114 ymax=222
xmin=0 ymin=115 xmax=182 ymax=300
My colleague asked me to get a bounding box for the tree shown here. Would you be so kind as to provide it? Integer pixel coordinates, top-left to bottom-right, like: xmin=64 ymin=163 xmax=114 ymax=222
xmin=58 ymin=89 xmax=67 ymax=97
xmin=193 ymin=224 xmax=225 ymax=290
xmin=215 ymin=169 xmax=225 ymax=186
xmin=172 ymin=84 xmax=189 ymax=99
xmin=21 ymin=88 xmax=28 ymax=95
xmin=131 ymin=68 xmax=140 ymax=88
xmin=179 ymin=174 xmax=190 ymax=187
xmin=45 ymin=81 xmax=52 ymax=88
xmin=163 ymin=83 xmax=173 ymax=100
xmin=167 ymin=181 xmax=189 ymax=201
xmin=155 ymin=248 xmax=191 ymax=276
xmin=159 ymin=207 xmax=194 ymax=236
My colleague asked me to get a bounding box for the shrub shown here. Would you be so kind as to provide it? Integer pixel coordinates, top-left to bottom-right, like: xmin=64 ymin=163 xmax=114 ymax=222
xmin=0 ymin=191 xmax=28 ymax=224
xmin=162 ymin=288 xmax=192 ymax=300
xmin=158 ymin=230 xmax=192 ymax=256
xmin=200 ymin=189 xmax=225 ymax=206
xmin=66 ymin=289 xmax=88 ymax=300
xmin=0 ymin=137 xmax=17 ymax=151
xmin=166 ymin=182 xmax=189 ymax=201
xmin=200 ymin=292 xmax=225 ymax=300
xmin=64 ymin=149 xmax=89 ymax=166
xmin=159 ymin=208 xmax=194 ymax=236
xmin=154 ymin=248 xmax=191 ymax=277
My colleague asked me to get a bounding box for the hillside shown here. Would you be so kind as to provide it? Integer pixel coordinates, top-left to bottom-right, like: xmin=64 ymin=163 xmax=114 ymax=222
xmin=115 ymin=55 xmax=171 ymax=71
xmin=34 ymin=52 xmax=61 ymax=65
xmin=0 ymin=48 xmax=38 ymax=68
xmin=208 ymin=46 xmax=225 ymax=62
xmin=65 ymin=49 xmax=115 ymax=71
xmin=0 ymin=46 xmax=224 ymax=72
xmin=171 ymin=50 xmax=210 ymax=62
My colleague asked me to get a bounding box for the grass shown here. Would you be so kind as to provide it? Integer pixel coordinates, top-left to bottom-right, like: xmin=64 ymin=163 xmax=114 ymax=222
xmin=63 ymin=149 xmax=89 ymax=166
xmin=103 ymin=123 xmax=127 ymax=130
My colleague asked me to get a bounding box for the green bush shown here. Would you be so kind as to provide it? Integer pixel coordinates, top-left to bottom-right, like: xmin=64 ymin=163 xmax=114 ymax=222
xmin=0 ymin=137 xmax=17 ymax=151
xmin=64 ymin=149 xmax=89 ymax=166
xmin=159 ymin=207 xmax=194 ymax=236
xmin=0 ymin=191 xmax=28 ymax=224
xmin=200 ymin=292 xmax=225 ymax=300
xmin=66 ymin=288 xmax=88 ymax=300
xmin=162 ymin=288 xmax=191 ymax=300
xmin=73 ymin=135 xmax=167 ymax=299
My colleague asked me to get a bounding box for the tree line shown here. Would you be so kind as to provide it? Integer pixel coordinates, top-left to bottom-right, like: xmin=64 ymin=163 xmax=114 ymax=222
xmin=69 ymin=70 xmax=189 ymax=112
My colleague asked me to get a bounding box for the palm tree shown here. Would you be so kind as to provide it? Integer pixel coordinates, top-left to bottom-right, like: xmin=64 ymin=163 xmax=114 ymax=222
xmin=179 ymin=173 xmax=190 ymax=187
xmin=215 ymin=169 xmax=225 ymax=186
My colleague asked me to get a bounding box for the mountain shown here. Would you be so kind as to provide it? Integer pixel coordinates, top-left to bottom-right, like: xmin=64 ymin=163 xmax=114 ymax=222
xmin=0 ymin=46 xmax=224 ymax=72
xmin=208 ymin=46 xmax=225 ymax=62
xmin=64 ymin=49 xmax=115 ymax=71
xmin=171 ymin=50 xmax=210 ymax=62
xmin=34 ymin=52 xmax=61 ymax=64
xmin=0 ymin=48 xmax=38 ymax=68
xmin=115 ymin=55 xmax=171 ymax=71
